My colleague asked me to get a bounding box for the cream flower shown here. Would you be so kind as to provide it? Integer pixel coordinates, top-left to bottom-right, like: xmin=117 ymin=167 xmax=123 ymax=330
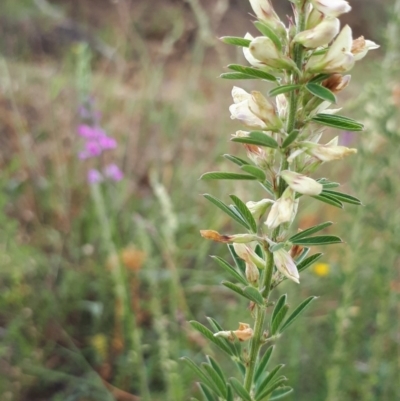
xmin=294 ymin=17 xmax=340 ymax=48
xmin=280 ymin=170 xmax=323 ymax=195
xmin=273 ymin=248 xmax=300 ymax=284
xmin=311 ymin=0 xmax=351 ymax=17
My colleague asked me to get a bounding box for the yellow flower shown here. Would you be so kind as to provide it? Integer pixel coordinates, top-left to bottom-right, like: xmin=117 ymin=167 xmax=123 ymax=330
xmin=90 ymin=334 xmax=108 ymax=359
xmin=313 ymin=263 xmax=330 ymax=277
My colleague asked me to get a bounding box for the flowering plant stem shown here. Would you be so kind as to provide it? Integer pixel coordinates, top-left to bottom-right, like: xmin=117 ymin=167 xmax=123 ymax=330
xmin=185 ymin=1 xmax=378 ymax=400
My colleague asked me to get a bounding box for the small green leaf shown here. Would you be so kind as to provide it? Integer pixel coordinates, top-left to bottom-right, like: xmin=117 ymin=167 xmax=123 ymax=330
xmin=253 ymin=21 xmax=282 ymax=51
xmin=271 ymin=294 xmax=287 ymax=326
xmin=228 ymin=64 xmax=277 ymax=82
xmin=282 ymin=129 xmax=300 ymax=148
xmin=230 ymin=377 xmax=252 ymax=401
xmin=220 ymin=72 xmax=255 ymax=80
xmin=309 ymin=73 xmax=331 ymax=83
xmin=311 ymin=114 xmax=364 ymax=131
xmin=201 ymin=172 xmax=258 ymax=181
xmin=317 ymin=178 xmax=340 ymax=189
xmin=222 ymin=281 xmax=246 ymax=298
xmin=203 ymin=194 xmax=250 ymax=229
xmin=230 ymin=195 xmax=258 ymax=233
xmin=291 ymin=235 xmax=342 ymax=246
xmin=182 ymin=357 xmax=216 ymax=392
xmin=202 ymin=363 xmax=227 ymax=398
xmin=256 ymin=377 xmax=288 ymax=401
xmin=199 ymin=383 xmax=218 ymax=401
xmin=289 ymin=221 xmax=333 ymax=241
xmin=269 ymin=386 xmax=294 ymax=400
xmin=189 ymin=321 xmax=232 ymax=356
xmin=269 ymin=84 xmax=301 ymax=97
xmin=271 ymin=304 xmax=289 ymax=335
xmin=241 ymin=165 xmax=267 ymax=181
xmin=221 ymin=36 xmax=251 ymax=47
xmin=306 ymin=83 xmax=337 ymax=103
xmin=322 ymin=190 xmax=362 ymax=205
xmin=312 ymin=193 xmax=343 ymax=208
xmin=226 ymin=384 xmax=234 ymax=401
xmin=280 ymin=296 xmax=318 ymax=333
xmin=243 ymin=286 xmax=265 ymax=305
xmin=223 ymin=154 xmax=249 ymax=166
xmin=231 ymin=131 xmax=279 ymax=149
xmin=256 ymin=364 xmax=285 ymax=399
xmin=207 ymin=356 xmax=226 ymax=385
xmin=297 ymin=253 xmax=323 ymax=273
xmin=211 ymin=256 xmax=248 ymax=285
xmin=254 ymin=345 xmax=275 ymax=383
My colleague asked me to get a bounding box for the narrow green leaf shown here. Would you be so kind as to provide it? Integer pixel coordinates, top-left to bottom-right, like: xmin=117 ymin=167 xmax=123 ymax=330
xmin=297 ymin=253 xmax=323 ymax=273
xmin=228 ymin=244 xmax=246 ymax=274
xmin=312 ymin=193 xmax=343 ymax=208
xmin=189 ymin=321 xmax=232 ymax=356
xmin=269 ymin=386 xmax=294 ymax=400
xmin=256 ymin=364 xmax=285 ymax=399
xmin=229 ymin=377 xmax=252 ymax=401
xmin=202 ymin=363 xmax=227 ymax=398
xmin=211 ymin=256 xmax=248 ymax=285
xmin=254 ymin=345 xmax=275 ymax=384
xmin=282 ymin=129 xmax=300 ymax=148
xmin=220 ymin=72 xmax=255 ymax=80
xmin=291 ymin=235 xmax=342 ymax=246
xmin=228 ymin=64 xmax=277 ymax=82
xmin=322 ymin=190 xmax=362 ymax=205
xmin=256 ymin=377 xmax=288 ymax=401
xmin=241 ymin=165 xmax=267 ymax=182
xmin=230 ymin=195 xmax=258 ymax=233
xmin=243 ymin=286 xmax=265 ymax=305
xmin=207 ymin=356 xmax=226 ymax=385
xmin=280 ymin=296 xmax=318 ymax=333
xmin=271 ymin=304 xmax=289 ymax=335
xmin=223 ymin=154 xmax=249 ymax=166
xmin=182 ymin=357 xmax=216 ymax=391
xmin=226 ymin=384 xmax=234 ymax=401
xmin=311 ymin=114 xmax=364 ymax=131
xmin=222 ymin=281 xmax=246 ymax=298
xmin=201 ymin=172 xmax=257 ymax=181
xmin=309 ymin=73 xmax=331 ymax=83
xmin=232 ymin=131 xmax=279 ymax=149
xmin=203 ymin=194 xmax=250 ymax=229
xmin=306 ymin=83 xmax=337 ymax=103
xmin=221 ymin=36 xmax=251 ymax=47
xmin=317 ymin=178 xmax=340 ymax=189
xmin=253 ymin=21 xmax=282 ymax=51
xmin=269 ymin=84 xmax=301 ymax=97
xmin=289 ymin=221 xmax=333 ymax=241
xmin=271 ymin=295 xmax=287 ymax=327
xmin=199 ymin=383 xmax=218 ymax=401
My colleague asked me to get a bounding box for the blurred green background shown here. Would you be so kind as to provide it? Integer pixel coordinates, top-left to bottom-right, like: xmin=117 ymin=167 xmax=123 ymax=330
xmin=0 ymin=1 xmax=399 ymax=400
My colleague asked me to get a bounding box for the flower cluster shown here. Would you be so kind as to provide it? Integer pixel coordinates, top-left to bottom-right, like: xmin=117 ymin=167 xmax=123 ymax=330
xmin=78 ymin=100 xmax=124 ymax=184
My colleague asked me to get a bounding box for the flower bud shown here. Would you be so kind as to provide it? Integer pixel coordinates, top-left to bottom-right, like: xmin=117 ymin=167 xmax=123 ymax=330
xmin=246 ymin=199 xmax=274 ymax=220
xmin=265 ymin=187 xmax=296 ymax=229
xmin=243 ymin=33 xmax=265 ymax=68
xmin=200 ymin=230 xmax=257 ymax=243
xmin=246 ymin=262 xmax=260 ymax=284
xmin=351 ymin=36 xmax=380 ymax=61
xmin=233 ymin=243 xmax=265 ymax=270
xmin=249 ymin=37 xmax=298 ymax=71
xmin=214 ymin=322 xmax=253 ymax=342
xmin=303 ymin=137 xmax=357 ymax=162
xmin=311 ymin=0 xmax=351 ymax=17
xmin=306 ymin=25 xmax=355 ymax=73
xmin=249 ymin=0 xmax=286 ymax=36
xmin=294 ymin=17 xmax=340 ymax=48
xmin=280 ymin=170 xmax=323 ymax=195
xmin=273 ymin=248 xmax=300 ymax=284
xmin=322 ymin=74 xmax=351 ymax=93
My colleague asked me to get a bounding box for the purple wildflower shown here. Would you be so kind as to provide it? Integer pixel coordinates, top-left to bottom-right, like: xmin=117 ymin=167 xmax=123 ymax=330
xmin=104 ymin=163 xmax=124 ymax=182
xmin=87 ymin=169 xmax=103 ymax=184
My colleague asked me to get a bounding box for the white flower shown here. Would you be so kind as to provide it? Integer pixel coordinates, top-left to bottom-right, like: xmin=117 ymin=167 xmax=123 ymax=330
xmin=311 ymin=0 xmax=351 ymax=17
xmin=246 ymin=199 xmax=274 ymax=220
xmin=294 ymin=17 xmax=340 ymax=48
xmin=273 ymin=248 xmax=300 ymax=283
xmin=306 ymin=25 xmax=355 ymax=73
xmin=351 ymin=36 xmax=380 ymax=61
xmin=243 ymin=33 xmax=265 ymax=68
xmin=280 ymin=170 xmax=323 ymax=195
xmin=265 ymin=187 xmax=296 ymax=229
xmin=249 ymin=0 xmax=286 ymax=35
xmin=303 ymin=137 xmax=357 ymax=162
xmin=233 ymin=243 xmax=265 ymax=270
